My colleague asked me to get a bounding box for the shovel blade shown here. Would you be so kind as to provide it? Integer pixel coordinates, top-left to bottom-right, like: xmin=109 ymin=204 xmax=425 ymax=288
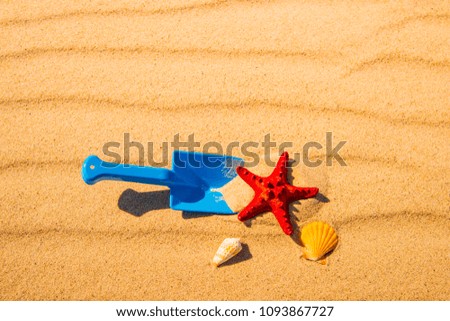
xmin=170 ymin=151 xmax=244 ymax=214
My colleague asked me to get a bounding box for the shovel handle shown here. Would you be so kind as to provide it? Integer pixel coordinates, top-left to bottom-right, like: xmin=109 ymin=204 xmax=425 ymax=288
xmin=82 ymin=155 xmax=174 ymax=186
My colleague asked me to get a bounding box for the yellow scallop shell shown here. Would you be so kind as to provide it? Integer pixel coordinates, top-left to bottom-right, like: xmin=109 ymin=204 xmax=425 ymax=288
xmin=300 ymin=221 xmax=338 ymax=264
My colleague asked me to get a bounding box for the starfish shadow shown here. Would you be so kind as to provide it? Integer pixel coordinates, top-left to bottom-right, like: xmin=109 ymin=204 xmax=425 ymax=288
xmin=241 ymin=175 xmax=330 ymax=232
xmin=287 ymin=159 xmax=330 ymax=202
xmin=118 ymin=189 xmax=170 ymax=217
xmin=315 ymin=193 xmax=330 ymax=203
xmin=241 ymin=211 xmax=272 ymax=228
xmin=287 ymin=159 xmax=331 ymax=246
xmin=240 ymin=155 xmax=330 ymax=239
xmin=218 ymin=243 xmax=252 ymax=267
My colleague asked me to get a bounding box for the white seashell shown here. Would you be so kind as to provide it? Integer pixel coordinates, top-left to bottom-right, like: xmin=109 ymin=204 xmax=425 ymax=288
xmin=212 ymin=238 xmax=242 ymax=267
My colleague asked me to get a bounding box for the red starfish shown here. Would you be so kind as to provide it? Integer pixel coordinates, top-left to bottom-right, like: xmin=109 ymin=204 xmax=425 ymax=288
xmin=236 ymin=152 xmax=319 ymax=235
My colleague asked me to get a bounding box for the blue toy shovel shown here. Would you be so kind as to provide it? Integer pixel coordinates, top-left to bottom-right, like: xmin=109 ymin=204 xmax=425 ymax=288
xmin=81 ymin=150 xmax=244 ymax=214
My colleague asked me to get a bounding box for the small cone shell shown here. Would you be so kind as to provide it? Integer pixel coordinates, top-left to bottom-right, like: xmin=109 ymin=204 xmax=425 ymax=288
xmin=212 ymin=238 xmax=242 ymax=267
xmin=300 ymin=221 xmax=338 ymax=262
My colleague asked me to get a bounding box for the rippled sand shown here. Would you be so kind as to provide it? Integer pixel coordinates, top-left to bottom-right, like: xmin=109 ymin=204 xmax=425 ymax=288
xmin=0 ymin=0 xmax=449 ymax=300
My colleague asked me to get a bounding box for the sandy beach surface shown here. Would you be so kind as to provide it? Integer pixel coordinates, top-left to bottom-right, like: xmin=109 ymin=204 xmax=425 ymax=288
xmin=1 ymin=1 xmax=449 ymax=300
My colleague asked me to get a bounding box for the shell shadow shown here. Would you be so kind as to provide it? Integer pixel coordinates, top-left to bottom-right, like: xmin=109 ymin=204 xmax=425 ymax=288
xmin=118 ymin=189 xmax=170 ymax=217
xmin=218 ymin=243 xmax=252 ymax=267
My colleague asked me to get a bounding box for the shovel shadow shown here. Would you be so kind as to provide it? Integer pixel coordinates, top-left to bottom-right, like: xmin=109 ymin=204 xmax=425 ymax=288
xmin=182 ymin=211 xmax=216 ymax=219
xmin=118 ymin=189 xmax=170 ymax=217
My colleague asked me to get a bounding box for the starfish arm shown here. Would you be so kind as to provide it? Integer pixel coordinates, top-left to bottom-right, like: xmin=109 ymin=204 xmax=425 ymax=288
xmin=287 ymin=185 xmax=319 ymax=202
xmin=270 ymin=151 xmax=289 ymax=181
xmin=238 ymin=197 xmax=269 ymax=221
xmin=269 ymin=200 xmax=294 ymax=235
xmin=234 ymin=153 xmax=319 ymax=235
xmin=236 ymin=166 xmax=263 ymax=188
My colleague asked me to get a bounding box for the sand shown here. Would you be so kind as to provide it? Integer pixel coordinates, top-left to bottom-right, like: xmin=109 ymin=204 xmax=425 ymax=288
xmin=1 ymin=0 xmax=449 ymax=300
